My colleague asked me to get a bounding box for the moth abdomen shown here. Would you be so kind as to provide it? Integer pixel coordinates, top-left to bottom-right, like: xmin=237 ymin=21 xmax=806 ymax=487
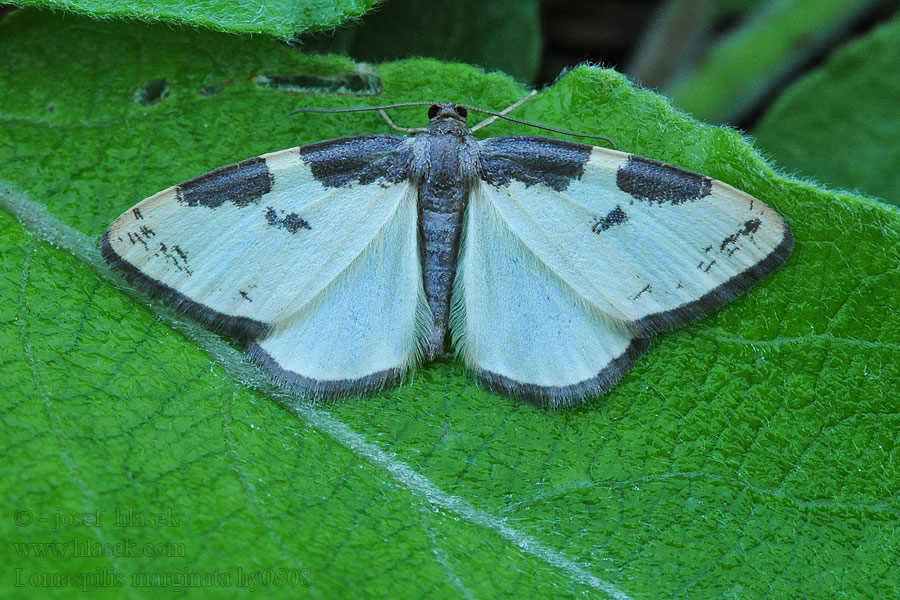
xmin=419 ymin=201 xmax=466 ymax=361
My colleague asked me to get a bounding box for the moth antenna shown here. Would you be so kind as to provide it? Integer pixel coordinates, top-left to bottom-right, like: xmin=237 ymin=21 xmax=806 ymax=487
xmin=292 ymin=97 xmax=617 ymax=148
xmin=462 ymin=104 xmax=617 ymax=148
xmin=470 ymin=90 xmax=537 ymax=132
xmin=289 ymin=102 xmax=436 ymax=116
xmin=378 ymin=109 xmax=427 ymax=134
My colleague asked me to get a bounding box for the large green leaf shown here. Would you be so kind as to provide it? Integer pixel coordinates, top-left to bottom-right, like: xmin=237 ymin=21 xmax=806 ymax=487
xmin=2 ymin=8 xmax=899 ymax=599
xmin=11 ymin=0 xmax=376 ymax=37
xmin=753 ymin=13 xmax=900 ymax=206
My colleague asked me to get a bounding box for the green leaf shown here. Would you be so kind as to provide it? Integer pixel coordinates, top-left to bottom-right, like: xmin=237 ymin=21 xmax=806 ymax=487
xmin=297 ymin=0 xmax=542 ymax=83
xmin=667 ymin=0 xmax=885 ymax=123
xmin=3 ymin=8 xmax=899 ymax=599
xmin=12 ymin=0 xmax=376 ymax=37
xmin=753 ymin=13 xmax=900 ymax=206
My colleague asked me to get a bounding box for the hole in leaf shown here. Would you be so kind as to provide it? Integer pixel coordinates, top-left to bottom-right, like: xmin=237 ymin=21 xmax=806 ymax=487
xmin=133 ymin=79 xmax=170 ymax=106
xmin=254 ymin=68 xmax=381 ymax=95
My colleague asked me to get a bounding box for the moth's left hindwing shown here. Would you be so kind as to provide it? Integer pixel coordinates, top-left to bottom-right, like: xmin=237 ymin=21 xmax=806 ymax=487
xmin=453 ymin=137 xmax=793 ymax=406
xmin=103 ymin=136 xmax=430 ymax=395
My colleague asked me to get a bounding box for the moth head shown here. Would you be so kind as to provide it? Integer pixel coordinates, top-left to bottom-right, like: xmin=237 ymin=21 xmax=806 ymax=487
xmin=428 ymin=103 xmax=468 ymax=124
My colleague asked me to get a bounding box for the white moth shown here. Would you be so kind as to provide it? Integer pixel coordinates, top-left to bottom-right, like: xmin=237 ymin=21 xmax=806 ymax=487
xmin=103 ymin=103 xmax=792 ymax=407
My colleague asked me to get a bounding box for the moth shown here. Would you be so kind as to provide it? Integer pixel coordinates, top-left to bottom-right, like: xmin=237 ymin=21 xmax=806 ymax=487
xmin=102 ymin=102 xmax=793 ymax=407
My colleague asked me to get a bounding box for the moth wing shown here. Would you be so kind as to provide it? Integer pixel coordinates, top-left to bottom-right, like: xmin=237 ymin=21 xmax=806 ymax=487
xmin=453 ymin=137 xmax=792 ymax=405
xmin=452 ymin=188 xmax=651 ymax=407
xmin=103 ymin=135 xmax=430 ymax=395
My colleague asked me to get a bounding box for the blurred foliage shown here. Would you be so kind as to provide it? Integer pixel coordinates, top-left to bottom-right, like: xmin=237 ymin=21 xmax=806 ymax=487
xmin=753 ymin=13 xmax=900 ymax=206
xmin=661 ymin=0 xmax=888 ymax=123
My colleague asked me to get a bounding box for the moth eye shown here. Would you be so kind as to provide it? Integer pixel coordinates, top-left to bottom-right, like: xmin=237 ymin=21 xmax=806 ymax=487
xmin=454 ymin=106 xmax=468 ymax=119
xmin=428 ymin=104 xmax=440 ymax=119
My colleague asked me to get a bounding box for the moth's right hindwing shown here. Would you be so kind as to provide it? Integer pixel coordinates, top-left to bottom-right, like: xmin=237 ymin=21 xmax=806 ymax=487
xmin=452 ymin=183 xmax=652 ymax=406
xmin=103 ymin=136 xmax=429 ymax=395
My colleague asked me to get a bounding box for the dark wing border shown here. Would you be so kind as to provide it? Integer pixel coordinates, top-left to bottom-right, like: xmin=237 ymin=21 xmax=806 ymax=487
xmin=473 ymin=337 xmax=653 ymax=409
xmin=631 ymin=223 xmax=794 ymax=336
xmin=101 ymin=231 xmax=271 ymax=342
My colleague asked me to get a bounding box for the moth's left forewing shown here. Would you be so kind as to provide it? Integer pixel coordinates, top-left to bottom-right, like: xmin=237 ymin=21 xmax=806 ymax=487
xmin=104 ymin=136 xmax=429 ymax=397
xmin=454 ymin=136 xmax=792 ymax=405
